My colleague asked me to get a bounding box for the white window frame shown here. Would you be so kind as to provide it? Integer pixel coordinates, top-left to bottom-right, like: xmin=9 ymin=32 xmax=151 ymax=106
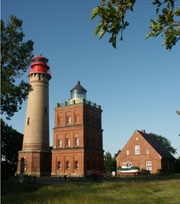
xmin=59 ymin=139 xmax=62 ymax=147
xmin=75 ymin=138 xmax=79 ymax=146
xmin=67 ymin=138 xmax=71 ymax=147
xmin=135 ymin=145 xmax=140 ymax=155
xmin=67 ymin=116 xmax=71 ymax=124
xmin=126 ymin=150 xmax=129 ymax=155
xmin=146 ymin=161 xmax=152 ymax=171
xmin=58 ymin=161 xmax=61 ymax=169
xmin=75 ymin=161 xmax=79 ymax=169
xmin=146 ymin=149 xmax=149 ymax=155
xmin=66 ymin=161 xmax=70 ymax=169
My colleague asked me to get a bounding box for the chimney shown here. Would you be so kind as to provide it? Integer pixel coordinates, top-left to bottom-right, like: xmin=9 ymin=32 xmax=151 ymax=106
xmin=141 ymin=130 xmax=145 ymax=133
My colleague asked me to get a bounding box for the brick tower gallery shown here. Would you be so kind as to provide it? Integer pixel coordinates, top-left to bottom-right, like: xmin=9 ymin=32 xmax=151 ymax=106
xmin=51 ymin=81 xmax=104 ymax=177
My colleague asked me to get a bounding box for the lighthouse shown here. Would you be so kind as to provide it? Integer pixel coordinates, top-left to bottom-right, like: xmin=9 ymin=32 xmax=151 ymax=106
xmin=17 ymin=56 xmax=51 ymax=176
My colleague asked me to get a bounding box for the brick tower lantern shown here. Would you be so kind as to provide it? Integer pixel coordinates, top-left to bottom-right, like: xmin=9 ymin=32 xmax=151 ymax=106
xmin=51 ymin=81 xmax=104 ymax=177
xmin=17 ymin=56 xmax=51 ymax=176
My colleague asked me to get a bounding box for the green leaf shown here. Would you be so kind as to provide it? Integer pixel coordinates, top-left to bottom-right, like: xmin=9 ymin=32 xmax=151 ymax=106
xmin=99 ymin=28 xmax=106 ymax=39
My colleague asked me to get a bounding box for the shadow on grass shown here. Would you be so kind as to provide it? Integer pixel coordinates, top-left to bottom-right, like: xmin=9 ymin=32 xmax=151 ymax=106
xmin=2 ymin=181 xmax=42 ymax=196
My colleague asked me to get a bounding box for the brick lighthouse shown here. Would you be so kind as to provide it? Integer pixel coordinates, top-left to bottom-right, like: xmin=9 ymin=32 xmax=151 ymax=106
xmin=51 ymin=81 xmax=104 ymax=177
xmin=17 ymin=56 xmax=51 ymax=176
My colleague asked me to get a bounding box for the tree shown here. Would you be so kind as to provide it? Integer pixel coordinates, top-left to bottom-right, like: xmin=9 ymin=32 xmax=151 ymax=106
xmin=1 ymin=15 xmax=34 ymax=119
xmin=176 ymin=110 xmax=180 ymax=115
xmin=91 ymin=0 xmax=180 ymax=49
xmin=114 ymin=148 xmax=121 ymax=158
xmin=104 ymin=151 xmax=116 ymax=173
xmin=175 ymin=157 xmax=180 ymax=172
xmin=1 ymin=120 xmax=23 ymax=178
xmin=149 ymin=133 xmax=177 ymax=154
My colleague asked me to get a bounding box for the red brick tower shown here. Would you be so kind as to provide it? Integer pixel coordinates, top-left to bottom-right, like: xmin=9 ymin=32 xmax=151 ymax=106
xmin=17 ymin=56 xmax=51 ymax=176
xmin=51 ymin=81 xmax=104 ymax=177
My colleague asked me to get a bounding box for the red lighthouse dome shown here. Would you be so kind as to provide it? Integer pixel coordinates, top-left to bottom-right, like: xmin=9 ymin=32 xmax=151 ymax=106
xmin=28 ymin=56 xmax=51 ymax=77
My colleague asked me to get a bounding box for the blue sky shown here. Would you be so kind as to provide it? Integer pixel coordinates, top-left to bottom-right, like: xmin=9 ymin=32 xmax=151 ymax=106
xmin=2 ymin=0 xmax=180 ymax=157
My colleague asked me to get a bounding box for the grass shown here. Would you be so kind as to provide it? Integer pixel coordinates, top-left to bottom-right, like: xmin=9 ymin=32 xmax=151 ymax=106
xmin=2 ymin=177 xmax=180 ymax=204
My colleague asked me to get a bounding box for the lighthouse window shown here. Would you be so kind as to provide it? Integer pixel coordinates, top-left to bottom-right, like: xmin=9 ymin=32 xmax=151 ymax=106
xmin=38 ymin=73 xmax=41 ymax=81
xmin=45 ymin=107 xmax=47 ymax=115
xmin=27 ymin=117 xmax=30 ymax=125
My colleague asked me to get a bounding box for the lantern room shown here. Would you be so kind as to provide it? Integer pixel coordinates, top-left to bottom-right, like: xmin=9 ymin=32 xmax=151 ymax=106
xmin=28 ymin=56 xmax=51 ymax=77
xmin=70 ymin=81 xmax=87 ymax=100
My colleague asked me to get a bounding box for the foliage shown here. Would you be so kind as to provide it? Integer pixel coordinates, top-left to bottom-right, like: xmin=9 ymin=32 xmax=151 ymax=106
xmin=104 ymin=151 xmax=116 ymax=173
xmin=114 ymin=148 xmax=121 ymax=158
xmin=1 ymin=15 xmax=34 ymax=119
xmin=149 ymin=133 xmax=177 ymax=154
xmin=2 ymin=179 xmax=180 ymax=204
xmin=176 ymin=110 xmax=180 ymax=115
xmin=91 ymin=0 xmax=180 ymax=49
xmin=1 ymin=119 xmax=23 ymax=178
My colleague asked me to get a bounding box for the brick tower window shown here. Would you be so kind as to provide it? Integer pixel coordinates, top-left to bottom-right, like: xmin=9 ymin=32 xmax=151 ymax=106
xmin=67 ymin=138 xmax=71 ymax=147
xmin=58 ymin=161 xmax=61 ymax=169
xmin=67 ymin=116 xmax=71 ymax=124
xmin=75 ymin=161 xmax=79 ymax=169
xmin=75 ymin=138 xmax=79 ymax=146
xmin=66 ymin=161 xmax=70 ymax=169
xmin=58 ymin=139 xmax=62 ymax=147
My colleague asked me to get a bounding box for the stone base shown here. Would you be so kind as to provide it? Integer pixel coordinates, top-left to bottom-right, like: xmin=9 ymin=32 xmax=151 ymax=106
xmin=17 ymin=150 xmax=51 ymax=176
xmin=51 ymin=172 xmax=84 ymax=177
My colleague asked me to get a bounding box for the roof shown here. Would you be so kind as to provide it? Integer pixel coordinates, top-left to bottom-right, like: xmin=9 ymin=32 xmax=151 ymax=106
xmin=138 ymin=130 xmax=175 ymax=159
xmin=70 ymin=81 xmax=87 ymax=93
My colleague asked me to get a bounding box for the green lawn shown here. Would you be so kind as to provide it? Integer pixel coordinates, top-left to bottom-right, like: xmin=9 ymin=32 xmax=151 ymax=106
xmin=2 ymin=178 xmax=180 ymax=204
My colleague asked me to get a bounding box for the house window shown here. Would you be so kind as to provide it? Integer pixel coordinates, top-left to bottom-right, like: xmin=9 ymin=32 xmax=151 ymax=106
xmin=27 ymin=117 xmax=30 ymax=125
xmin=66 ymin=161 xmax=70 ymax=169
xmin=135 ymin=145 xmax=140 ymax=155
xmin=146 ymin=149 xmax=149 ymax=155
xmin=126 ymin=150 xmax=129 ymax=155
xmin=67 ymin=138 xmax=71 ymax=147
xmin=75 ymin=161 xmax=79 ymax=169
xmin=67 ymin=116 xmax=71 ymax=124
xmin=58 ymin=161 xmax=61 ymax=169
xmin=146 ymin=161 xmax=152 ymax=171
xmin=58 ymin=139 xmax=62 ymax=147
xmin=136 ymin=137 xmax=139 ymax=141
xmin=75 ymin=138 xmax=79 ymax=146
